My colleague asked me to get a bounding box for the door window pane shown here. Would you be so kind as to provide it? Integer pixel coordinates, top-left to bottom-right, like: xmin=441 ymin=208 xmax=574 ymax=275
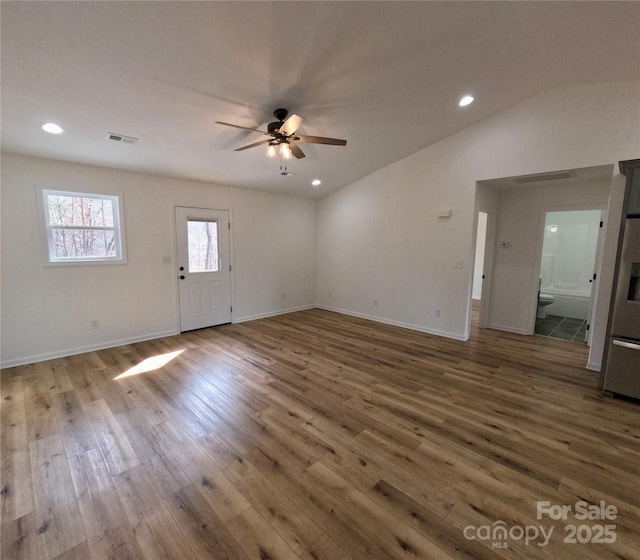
xmin=187 ymin=219 xmax=219 ymax=272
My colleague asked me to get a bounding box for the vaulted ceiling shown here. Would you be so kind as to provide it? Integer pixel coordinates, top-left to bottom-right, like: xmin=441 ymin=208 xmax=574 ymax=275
xmin=2 ymin=1 xmax=639 ymax=198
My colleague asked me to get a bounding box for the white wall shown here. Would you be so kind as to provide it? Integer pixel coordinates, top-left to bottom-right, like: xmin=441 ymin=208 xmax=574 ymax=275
xmin=316 ymin=80 xmax=640 ymax=348
xmin=1 ymin=154 xmax=317 ymax=367
xmin=3 ymin=80 xmax=638 ymax=369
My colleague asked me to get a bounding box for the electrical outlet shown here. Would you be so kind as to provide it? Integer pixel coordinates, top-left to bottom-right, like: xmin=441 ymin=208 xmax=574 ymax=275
xmin=91 ymin=320 xmax=99 ymax=329
xmin=282 ymin=293 xmax=286 ymax=301
xmin=435 ymin=309 xmax=441 ymax=317
xmin=329 ymin=291 xmax=332 ymax=298
xmin=373 ymin=299 xmax=379 ymax=306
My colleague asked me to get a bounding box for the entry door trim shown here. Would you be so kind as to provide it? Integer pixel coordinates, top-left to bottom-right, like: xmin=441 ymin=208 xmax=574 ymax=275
xmin=174 ymin=206 xmax=233 ymax=332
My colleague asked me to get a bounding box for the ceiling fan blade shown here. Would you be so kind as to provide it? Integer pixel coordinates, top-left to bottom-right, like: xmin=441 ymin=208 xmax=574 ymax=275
xmin=279 ymin=114 xmax=304 ymax=136
xmin=292 ymin=134 xmax=347 ymax=146
xmin=216 ymin=121 xmax=269 ymax=135
xmin=234 ymin=139 xmax=273 ymax=151
xmin=288 ymin=140 xmax=306 ymax=159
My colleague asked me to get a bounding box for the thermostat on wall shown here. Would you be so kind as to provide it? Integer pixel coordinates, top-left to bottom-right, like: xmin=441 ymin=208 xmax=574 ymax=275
xmin=437 ymin=209 xmax=451 ymax=218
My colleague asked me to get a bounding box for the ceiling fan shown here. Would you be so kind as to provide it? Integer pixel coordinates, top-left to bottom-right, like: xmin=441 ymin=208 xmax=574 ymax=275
xmin=215 ymin=108 xmax=347 ymax=160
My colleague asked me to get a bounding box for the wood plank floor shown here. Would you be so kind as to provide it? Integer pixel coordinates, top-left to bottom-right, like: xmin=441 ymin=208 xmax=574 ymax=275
xmin=2 ymin=308 xmax=639 ymax=560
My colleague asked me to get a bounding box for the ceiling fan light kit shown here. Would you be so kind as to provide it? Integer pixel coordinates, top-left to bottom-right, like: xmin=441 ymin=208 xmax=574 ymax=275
xmin=216 ymin=108 xmax=347 ymax=175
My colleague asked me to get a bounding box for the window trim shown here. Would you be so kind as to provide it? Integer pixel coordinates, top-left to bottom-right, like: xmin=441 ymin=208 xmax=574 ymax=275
xmin=40 ymin=187 xmax=127 ymax=265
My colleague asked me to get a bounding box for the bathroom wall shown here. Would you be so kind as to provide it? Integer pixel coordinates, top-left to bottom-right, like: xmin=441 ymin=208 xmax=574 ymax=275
xmin=540 ymin=210 xmax=601 ymax=295
xmin=539 ymin=210 xmax=602 ymax=319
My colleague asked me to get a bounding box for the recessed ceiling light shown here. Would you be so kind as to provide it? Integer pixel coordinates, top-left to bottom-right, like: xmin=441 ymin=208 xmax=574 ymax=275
xmin=42 ymin=122 xmax=64 ymax=134
xmin=311 ymin=179 xmax=322 ymax=186
xmin=459 ymin=95 xmax=474 ymax=107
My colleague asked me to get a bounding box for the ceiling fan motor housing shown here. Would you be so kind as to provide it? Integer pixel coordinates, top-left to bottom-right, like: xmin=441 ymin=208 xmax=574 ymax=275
xmin=268 ymin=108 xmax=289 ymax=134
xmin=273 ymin=108 xmax=288 ymax=121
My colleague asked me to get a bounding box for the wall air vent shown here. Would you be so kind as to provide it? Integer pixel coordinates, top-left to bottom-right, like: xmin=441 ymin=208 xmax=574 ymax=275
xmin=514 ymin=170 xmax=575 ymax=184
xmin=107 ymin=132 xmax=139 ymax=145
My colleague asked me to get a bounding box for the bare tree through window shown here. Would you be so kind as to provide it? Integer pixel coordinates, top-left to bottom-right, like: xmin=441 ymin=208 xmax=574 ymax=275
xmin=43 ymin=190 xmax=123 ymax=262
xmin=187 ymin=219 xmax=219 ymax=272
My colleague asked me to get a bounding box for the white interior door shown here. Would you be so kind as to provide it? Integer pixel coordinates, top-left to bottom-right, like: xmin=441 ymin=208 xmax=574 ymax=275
xmin=175 ymin=206 xmax=231 ymax=331
xmin=478 ymin=211 xmax=496 ymax=329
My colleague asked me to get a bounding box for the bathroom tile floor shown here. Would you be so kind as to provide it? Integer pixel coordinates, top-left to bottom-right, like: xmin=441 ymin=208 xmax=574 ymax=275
xmin=535 ymin=314 xmax=587 ymax=342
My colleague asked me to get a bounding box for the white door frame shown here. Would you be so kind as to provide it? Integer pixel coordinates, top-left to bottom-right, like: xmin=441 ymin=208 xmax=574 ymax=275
xmin=586 ymin=209 xmax=606 ymax=346
xmin=530 ymin=204 xmax=606 ymax=336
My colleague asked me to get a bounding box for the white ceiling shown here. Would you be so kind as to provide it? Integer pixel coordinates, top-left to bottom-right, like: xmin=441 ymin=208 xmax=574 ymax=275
xmin=2 ymin=1 xmax=639 ymax=198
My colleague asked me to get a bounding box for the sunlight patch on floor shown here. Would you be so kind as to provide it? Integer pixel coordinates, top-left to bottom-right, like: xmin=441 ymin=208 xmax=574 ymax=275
xmin=114 ymin=349 xmax=185 ymax=380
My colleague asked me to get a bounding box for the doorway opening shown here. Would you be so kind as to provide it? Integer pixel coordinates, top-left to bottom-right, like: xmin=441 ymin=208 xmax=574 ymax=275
xmin=534 ymin=209 xmax=603 ymax=344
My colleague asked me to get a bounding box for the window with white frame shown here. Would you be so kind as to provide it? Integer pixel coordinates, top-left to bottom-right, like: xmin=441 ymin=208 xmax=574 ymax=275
xmin=42 ymin=189 xmax=125 ymax=263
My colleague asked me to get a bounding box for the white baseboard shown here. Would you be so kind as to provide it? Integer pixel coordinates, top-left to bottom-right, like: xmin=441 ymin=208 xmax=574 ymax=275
xmin=586 ymin=360 xmax=602 ymax=372
xmin=486 ymin=323 xmax=532 ymax=336
xmin=1 ymin=304 xmax=470 ymax=369
xmin=233 ymin=304 xmax=316 ymax=324
xmin=1 ymin=329 xmax=179 ymax=370
xmin=1 ymin=305 xmax=317 ymax=370
xmin=316 ymin=304 xmax=469 ymax=341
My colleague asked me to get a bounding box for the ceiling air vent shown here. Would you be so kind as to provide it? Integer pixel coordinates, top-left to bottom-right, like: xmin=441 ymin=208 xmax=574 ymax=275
xmin=107 ymin=132 xmax=139 ymax=145
xmin=514 ymin=170 xmax=575 ymax=184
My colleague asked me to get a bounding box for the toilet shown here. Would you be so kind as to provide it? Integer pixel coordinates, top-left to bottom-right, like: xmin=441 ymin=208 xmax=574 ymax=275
xmin=537 ymin=293 xmax=555 ymax=319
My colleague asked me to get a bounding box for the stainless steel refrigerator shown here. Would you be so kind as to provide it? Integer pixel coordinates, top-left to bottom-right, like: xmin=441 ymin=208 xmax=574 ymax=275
xmin=603 ymin=160 xmax=640 ymax=399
